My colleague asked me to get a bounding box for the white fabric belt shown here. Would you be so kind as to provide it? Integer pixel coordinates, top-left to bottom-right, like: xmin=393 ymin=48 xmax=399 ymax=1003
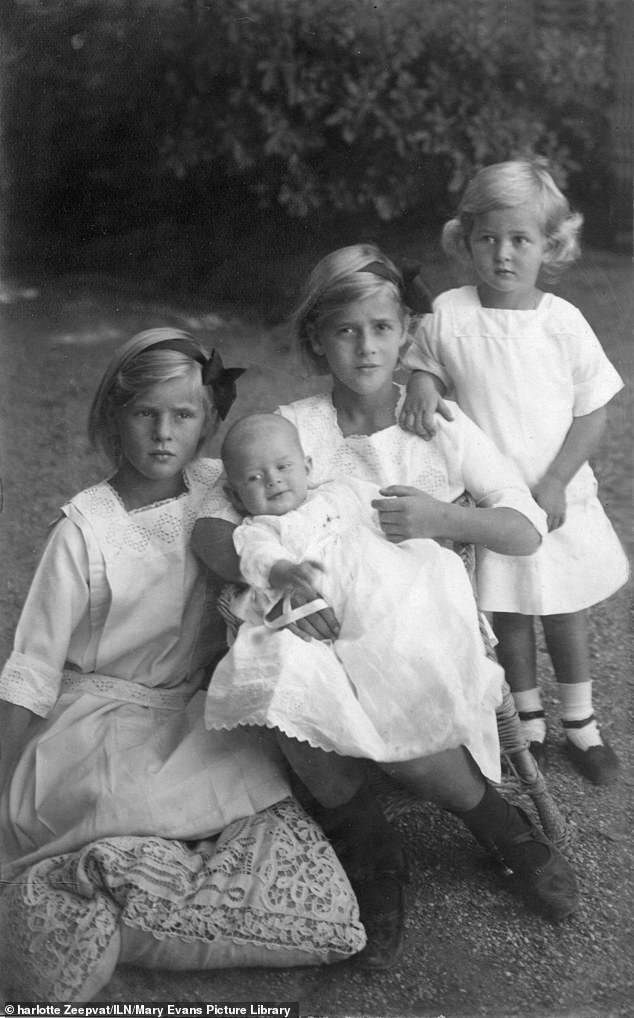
xmin=61 ymin=670 xmax=195 ymax=710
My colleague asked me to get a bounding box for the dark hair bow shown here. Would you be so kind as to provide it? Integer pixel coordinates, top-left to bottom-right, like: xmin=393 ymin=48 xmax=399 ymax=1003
xmin=200 ymin=349 xmax=246 ymax=420
xmin=148 ymin=338 xmax=245 ymax=420
xmin=359 ymin=259 xmax=433 ymax=315
xmin=399 ymin=259 xmax=433 ymax=315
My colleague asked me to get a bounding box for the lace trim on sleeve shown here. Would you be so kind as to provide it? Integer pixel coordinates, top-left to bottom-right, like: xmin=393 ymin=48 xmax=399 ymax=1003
xmin=0 ymin=651 xmax=60 ymax=717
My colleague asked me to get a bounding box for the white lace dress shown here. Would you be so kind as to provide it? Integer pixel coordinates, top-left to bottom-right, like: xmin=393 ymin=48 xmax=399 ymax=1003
xmin=0 ymin=460 xmax=366 ymax=993
xmin=0 ymin=460 xmax=366 ymax=999
xmin=201 ymin=390 xmax=548 ymax=782
xmin=0 ymin=461 xmax=290 ymax=881
xmin=404 ymin=287 xmax=629 ymax=613
xmin=206 ymin=478 xmax=504 ymax=777
xmin=201 ymin=389 xmax=548 ymax=531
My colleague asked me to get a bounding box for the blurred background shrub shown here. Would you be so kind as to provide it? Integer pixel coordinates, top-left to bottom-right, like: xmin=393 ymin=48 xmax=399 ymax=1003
xmin=0 ymin=0 xmax=621 ymax=288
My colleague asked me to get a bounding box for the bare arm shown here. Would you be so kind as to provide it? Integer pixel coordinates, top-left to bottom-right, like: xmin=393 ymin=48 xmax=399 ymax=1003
xmin=373 ymin=486 xmax=541 ymax=555
xmin=0 ymin=701 xmax=34 ymax=792
xmin=191 ymin=517 xmax=242 ymax=582
xmin=533 ymin=406 xmax=607 ymax=531
xmin=400 ymin=370 xmax=454 ymax=439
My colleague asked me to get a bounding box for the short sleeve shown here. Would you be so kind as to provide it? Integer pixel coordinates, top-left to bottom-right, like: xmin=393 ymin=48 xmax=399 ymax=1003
xmin=434 ymin=408 xmax=548 ymax=537
xmin=402 ymin=311 xmax=453 ymax=391
xmin=566 ymin=307 xmax=624 ymax=416
xmin=0 ymin=518 xmax=90 ymax=716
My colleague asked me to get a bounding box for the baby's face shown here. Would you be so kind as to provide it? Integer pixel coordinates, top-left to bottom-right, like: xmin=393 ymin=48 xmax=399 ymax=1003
xmin=227 ymin=430 xmax=311 ymax=516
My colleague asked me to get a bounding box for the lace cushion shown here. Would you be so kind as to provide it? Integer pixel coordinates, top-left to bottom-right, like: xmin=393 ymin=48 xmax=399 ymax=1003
xmin=0 ymin=799 xmax=365 ymax=1001
xmin=0 ymin=865 xmax=122 ymax=1002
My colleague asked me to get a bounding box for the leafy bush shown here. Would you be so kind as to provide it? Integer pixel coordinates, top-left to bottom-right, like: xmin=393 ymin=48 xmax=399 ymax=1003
xmin=159 ymin=0 xmax=617 ymax=220
xmin=0 ymin=0 xmax=619 ymax=267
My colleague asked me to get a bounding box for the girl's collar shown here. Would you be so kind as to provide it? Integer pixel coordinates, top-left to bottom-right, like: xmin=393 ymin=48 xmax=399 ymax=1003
xmin=106 ymin=468 xmax=192 ymax=514
xmin=329 ymin=383 xmax=403 ymax=438
xmin=475 ymin=285 xmax=546 ymax=311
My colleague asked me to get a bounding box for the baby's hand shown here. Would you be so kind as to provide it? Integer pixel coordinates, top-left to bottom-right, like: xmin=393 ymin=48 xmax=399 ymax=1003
xmin=269 ymin=559 xmax=323 ymax=598
xmin=267 ymin=561 xmax=339 ymax=642
xmin=276 ymin=590 xmax=340 ymax=642
xmin=532 ymin=474 xmax=567 ymax=531
xmin=400 ymin=371 xmax=453 ymax=440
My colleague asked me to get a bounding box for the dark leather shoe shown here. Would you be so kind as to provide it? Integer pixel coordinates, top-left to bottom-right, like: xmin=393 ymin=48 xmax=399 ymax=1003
xmin=529 ymin=740 xmax=547 ymax=771
xmin=565 ymin=738 xmax=619 ymax=785
xmin=496 ymin=807 xmax=579 ymax=920
xmin=354 ymin=873 xmax=405 ymax=969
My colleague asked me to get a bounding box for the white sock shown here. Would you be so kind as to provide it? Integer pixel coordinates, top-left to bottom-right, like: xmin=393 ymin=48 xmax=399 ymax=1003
xmin=559 ymin=681 xmax=603 ymax=750
xmin=514 ymin=688 xmax=546 ymax=744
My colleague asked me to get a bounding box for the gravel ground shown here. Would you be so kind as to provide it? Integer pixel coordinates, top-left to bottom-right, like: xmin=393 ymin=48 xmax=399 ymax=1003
xmin=0 ymin=247 xmax=631 ymax=1018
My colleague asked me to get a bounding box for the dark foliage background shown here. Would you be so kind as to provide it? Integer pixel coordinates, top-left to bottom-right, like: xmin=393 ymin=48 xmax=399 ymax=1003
xmin=0 ymin=0 xmax=620 ymax=295
xmin=0 ymin=4 xmax=631 ymax=1012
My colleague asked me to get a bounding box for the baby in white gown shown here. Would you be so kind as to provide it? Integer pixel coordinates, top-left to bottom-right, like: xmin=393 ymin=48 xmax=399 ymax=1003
xmin=205 ymin=413 xmax=504 ymax=777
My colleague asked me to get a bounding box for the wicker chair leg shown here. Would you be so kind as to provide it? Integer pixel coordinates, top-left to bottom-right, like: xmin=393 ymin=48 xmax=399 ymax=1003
xmin=496 ymin=683 xmax=573 ymax=852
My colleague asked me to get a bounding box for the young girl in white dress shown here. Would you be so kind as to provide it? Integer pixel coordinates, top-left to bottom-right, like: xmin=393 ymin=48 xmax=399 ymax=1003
xmin=0 ymin=329 xmax=291 ymax=879
xmin=206 ymin=412 xmax=503 ymax=772
xmin=194 ymin=244 xmax=580 ymax=956
xmin=0 ymin=330 xmax=370 ymax=999
xmin=401 ymin=159 xmax=629 ymax=784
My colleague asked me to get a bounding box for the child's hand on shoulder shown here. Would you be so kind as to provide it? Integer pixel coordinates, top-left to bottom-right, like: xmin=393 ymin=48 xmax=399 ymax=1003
xmin=532 ymin=474 xmax=567 ymax=531
xmin=400 ymin=370 xmax=453 ymax=440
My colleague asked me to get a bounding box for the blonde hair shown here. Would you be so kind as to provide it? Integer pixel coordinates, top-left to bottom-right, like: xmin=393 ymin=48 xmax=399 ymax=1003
xmin=442 ymin=159 xmax=583 ymax=278
xmin=88 ymin=328 xmax=215 ymax=465
xmin=292 ymin=244 xmax=406 ymax=374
